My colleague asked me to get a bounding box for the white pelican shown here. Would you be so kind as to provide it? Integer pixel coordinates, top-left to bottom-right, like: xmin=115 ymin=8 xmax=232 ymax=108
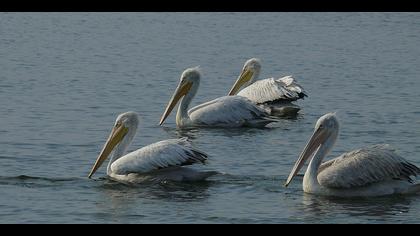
xmin=285 ymin=113 xmax=420 ymax=197
xmin=228 ymin=58 xmax=307 ymax=117
xmin=159 ymin=67 xmax=277 ymax=128
xmin=88 ymin=112 xmax=216 ymax=182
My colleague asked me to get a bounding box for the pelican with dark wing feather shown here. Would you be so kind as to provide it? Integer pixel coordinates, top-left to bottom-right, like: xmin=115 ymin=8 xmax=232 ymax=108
xmin=228 ymin=58 xmax=307 ymax=117
xmin=88 ymin=112 xmax=216 ymax=182
xmin=285 ymin=113 xmax=420 ymax=197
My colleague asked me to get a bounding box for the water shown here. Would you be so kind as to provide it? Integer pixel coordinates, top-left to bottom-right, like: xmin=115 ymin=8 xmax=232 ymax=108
xmin=1 ymin=12 xmax=420 ymax=223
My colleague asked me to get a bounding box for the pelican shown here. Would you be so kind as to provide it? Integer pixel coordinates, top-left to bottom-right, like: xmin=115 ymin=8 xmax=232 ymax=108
xmin=284 ymin=113 xmax=420 ymax=197
xmin=228 ymin=58 xmax=307 ymax=117
xmin=88 ymin=112 xmax=216 ymax=182
xmin=159 ymin=67 xmax=277 ymax=128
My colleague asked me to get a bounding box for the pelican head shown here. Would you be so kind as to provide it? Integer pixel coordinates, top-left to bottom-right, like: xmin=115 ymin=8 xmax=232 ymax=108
xmin=88 ymin=111 xmax=139 ymax=178
xmin=159 ymin=67 xmax=201 ymax=125
xmin=228 ymin=58 xmax=262 ymax=95
xmin=284 ymin=112 xmax=339 ymax=187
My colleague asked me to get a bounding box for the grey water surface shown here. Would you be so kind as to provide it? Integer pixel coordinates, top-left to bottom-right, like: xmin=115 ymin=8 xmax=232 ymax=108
xmin=1 ymin=12 xmax=420 ymax=223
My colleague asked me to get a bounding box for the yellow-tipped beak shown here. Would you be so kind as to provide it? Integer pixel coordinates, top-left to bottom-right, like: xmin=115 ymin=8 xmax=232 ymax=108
xmin=159 ymin=81 xmax=192 ymax=125
xmin=228 ymin=69 xmax=253 ymax=96
xmin=88 ymin=123 xmax=128 ymax=178
xmin=284 ymin=127 xmax=327 ymax=187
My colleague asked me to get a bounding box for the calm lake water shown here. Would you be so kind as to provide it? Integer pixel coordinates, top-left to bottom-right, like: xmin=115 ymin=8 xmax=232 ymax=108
xmin=1 ymin=12 xmax=420 ymax=223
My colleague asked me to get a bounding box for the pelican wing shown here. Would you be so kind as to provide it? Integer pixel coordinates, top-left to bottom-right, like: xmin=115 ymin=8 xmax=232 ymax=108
xmin=237 ymin=76 xmax=307 ymax=104
xmin=110 ymin=138 xmax=207 ymax=175
xmin=318 ymin=144 xmax=420 ymax=189
xmin=188 ymin=95 xmax=276 ymax=127
xmin=277 ymin=76 xmax=308 ymax=98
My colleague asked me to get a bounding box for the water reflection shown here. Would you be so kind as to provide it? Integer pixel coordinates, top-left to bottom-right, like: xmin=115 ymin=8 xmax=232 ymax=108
xmin=97 ymin=177 xmax=213 ymax=204
xmin=160 ymin=126 xmax=201 ymax=140
xmin=0 ymin=175 xmax=84 ymax=188
xmin=159 ymin=113 xmax=305 ymax=140
xmin=301 ymin=193 xmax=413 ymax=221
xmin=161 ymin=125 xmax=289 ymax=140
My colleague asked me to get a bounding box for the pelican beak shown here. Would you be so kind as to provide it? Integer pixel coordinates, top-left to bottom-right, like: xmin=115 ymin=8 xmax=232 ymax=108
xmin=88 ymin=122 xmax=128 ymax=178
xmin=159 ymin=81 xmax=193 ymax=125
xmin=284 ymin=127 xmax=328 ymax=187
xmin=228 ymin=68 xmax=254 ymax=96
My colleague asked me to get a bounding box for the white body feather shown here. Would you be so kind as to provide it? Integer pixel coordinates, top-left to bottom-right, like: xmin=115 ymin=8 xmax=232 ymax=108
xmin=186 ymin=96 xmax=276 ymax=127
xmin=237 ymin=76 xmax=306 ymax=104
xmin=111 ymin=138 xmax=205 ymax=174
